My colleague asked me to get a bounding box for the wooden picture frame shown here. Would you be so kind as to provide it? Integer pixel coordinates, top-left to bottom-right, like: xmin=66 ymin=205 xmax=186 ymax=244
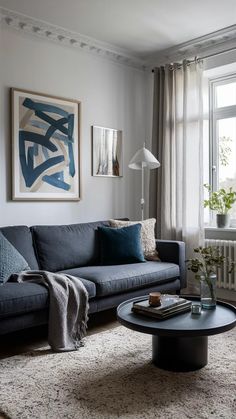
xmin=92 ymin=125 xmax=123 ymax=177
xmin=11 ymin=88 xmax=81 ymax=200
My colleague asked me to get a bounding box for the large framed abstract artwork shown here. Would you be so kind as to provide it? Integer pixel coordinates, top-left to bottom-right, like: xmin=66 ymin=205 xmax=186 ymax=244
xmin=11 ymin=89 xmax=81 ymax=200
xmin=92 ymin=125 xmax=123 ymax=177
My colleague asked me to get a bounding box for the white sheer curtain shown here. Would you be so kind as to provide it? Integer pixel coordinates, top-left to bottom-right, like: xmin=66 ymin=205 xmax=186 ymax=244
xmin=150 ymin=60 xmax=204 ymax=291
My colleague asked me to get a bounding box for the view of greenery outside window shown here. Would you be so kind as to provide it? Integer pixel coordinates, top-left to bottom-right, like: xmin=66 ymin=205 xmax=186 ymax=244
xmin=207 ymin=75 xmax=236 ymax=226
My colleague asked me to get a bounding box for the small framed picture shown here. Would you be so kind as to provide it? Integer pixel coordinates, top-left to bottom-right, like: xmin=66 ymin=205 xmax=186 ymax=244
xmin=92 ymin=125 xmax=123 ymax=177
xmin=11 ymin=88 xmax=81 ymax=200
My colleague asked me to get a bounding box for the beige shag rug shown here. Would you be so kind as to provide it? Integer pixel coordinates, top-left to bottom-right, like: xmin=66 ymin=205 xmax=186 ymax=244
xmin=0 ymin=326 xmax=235 ymax=419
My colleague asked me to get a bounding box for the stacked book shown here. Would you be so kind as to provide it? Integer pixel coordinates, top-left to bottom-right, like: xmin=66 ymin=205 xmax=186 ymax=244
xmin=132 ymin=295 xmax=191 ymax=320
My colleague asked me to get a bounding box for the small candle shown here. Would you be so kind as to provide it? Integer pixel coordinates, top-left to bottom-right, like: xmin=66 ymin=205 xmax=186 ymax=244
xmin=149 ymin=292 xmax=161 ymax=307
xmin=191 ymin=303 xmax=201 ymax=315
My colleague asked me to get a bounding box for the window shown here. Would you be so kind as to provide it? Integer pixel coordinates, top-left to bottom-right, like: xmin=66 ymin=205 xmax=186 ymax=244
xmin=206 ymin=75 xmax=236 ymax=226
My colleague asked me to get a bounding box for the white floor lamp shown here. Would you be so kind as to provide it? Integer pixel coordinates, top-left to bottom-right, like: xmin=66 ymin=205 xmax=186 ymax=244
xmin=128 ymin=143 xmax=160 ymax=220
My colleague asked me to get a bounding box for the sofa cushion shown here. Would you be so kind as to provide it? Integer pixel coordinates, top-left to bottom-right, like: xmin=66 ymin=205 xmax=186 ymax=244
xmin=67 ymin=261 xmax=180 ymax=297
xmin=109 ymin=218 xmax=159 ymax=261
xmin=57 ymin=269 xmax=96 ymax=298
xmin=0 ymin=226 xmax=39 ymax=270
xmin=31 ymin=221 xmax=109 ymax=272
xmin=0 ymin=275 xmax=96 ymax=319
xmin=0 ymin=283 xmax=49 ymax=319
xmin=98 ymin=224 xmax=145 ymax=265
xmin=0 ymin=232 xmax=30 ymax=283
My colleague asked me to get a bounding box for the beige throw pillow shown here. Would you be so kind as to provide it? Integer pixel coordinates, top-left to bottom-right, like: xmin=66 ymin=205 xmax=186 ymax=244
xmin=109 ymin=218 xmax=159 ymax=261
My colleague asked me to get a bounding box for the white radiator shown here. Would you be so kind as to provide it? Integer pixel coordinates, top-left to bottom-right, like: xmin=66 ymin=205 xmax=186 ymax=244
xmin=205 ymin=239 xmax=236 ymax=291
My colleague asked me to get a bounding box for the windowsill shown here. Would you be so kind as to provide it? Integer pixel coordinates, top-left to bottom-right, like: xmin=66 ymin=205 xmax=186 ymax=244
xmin=205 ymin=225 xmax=236 ymax=240
xmin=205 ymin=226 xmax=236 ymax=232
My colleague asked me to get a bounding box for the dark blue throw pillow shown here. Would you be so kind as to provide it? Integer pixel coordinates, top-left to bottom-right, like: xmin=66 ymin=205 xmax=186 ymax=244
xmin=98 ymin=224 xmax=145 ymax=265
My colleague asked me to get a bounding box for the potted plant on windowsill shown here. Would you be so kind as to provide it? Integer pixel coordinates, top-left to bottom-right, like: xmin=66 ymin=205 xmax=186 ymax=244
xmin=204 ymin=184 xmax=236 ymax=228
xmin=186 ymin=246 xmax=235 ymax=309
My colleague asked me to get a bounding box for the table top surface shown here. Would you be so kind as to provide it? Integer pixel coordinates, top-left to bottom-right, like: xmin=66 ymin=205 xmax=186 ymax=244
xmin=117 ymin=296 xmax=236 ymax=337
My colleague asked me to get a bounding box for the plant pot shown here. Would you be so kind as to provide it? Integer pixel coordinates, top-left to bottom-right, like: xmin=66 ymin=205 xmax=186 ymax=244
xmin=200 ymin=274 xmax=217 ymax=309
xmin=216 ymin=214 xmax=230 ymax=228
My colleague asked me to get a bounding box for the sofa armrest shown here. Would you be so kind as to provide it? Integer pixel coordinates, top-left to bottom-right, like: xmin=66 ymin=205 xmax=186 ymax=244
xmin=156 ymin=240 xmax=186 ymax=289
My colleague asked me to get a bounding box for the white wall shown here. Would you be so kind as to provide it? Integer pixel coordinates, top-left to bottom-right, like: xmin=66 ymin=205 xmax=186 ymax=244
xmin=0 ymin=26 xmax=148 ymax=226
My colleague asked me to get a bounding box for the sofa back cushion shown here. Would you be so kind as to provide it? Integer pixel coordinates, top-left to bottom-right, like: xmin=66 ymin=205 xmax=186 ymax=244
xmin=0 ymin=226 xmax=39 ymax=270
xmin=31 ymin=221 xmax=109 ymax=272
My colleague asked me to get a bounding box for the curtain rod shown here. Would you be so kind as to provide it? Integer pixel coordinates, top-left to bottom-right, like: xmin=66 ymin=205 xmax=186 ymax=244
xmin=151 ymin=45 xmax=236 ymax=72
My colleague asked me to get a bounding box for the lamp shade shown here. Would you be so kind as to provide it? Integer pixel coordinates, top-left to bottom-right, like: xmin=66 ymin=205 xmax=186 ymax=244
xmin=128 ymin=145 xmax=160 ymax=170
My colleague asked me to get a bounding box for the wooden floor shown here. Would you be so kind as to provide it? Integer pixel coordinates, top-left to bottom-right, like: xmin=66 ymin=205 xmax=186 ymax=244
xmin=0 ymin=309 xmax=119 ymax=360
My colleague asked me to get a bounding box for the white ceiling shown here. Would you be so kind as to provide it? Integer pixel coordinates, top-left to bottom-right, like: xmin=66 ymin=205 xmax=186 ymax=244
xmin=1 ymin=0 xmax=236 ymax=59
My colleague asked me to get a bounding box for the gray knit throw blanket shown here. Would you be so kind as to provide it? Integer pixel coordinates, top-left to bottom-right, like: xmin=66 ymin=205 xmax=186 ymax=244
xmin=10 ymin=271 xmax=89 ymax=352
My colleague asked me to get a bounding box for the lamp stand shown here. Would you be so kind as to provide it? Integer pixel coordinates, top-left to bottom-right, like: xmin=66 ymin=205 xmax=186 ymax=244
xmin=141 ymin=162 xmax=145 ymax=221
xmin=128 ymin=143 xmax=160 ymax=221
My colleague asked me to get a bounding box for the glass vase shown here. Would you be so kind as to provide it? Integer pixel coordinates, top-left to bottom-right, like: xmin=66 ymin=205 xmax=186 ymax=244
xmin=200 ymin=274 xmax=217 ymax=309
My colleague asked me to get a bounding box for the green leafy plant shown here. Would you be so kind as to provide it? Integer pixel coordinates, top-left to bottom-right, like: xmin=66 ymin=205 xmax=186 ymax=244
xmin=186 ymin=246 xmax=235 ymax=300
xmin=204 ymin=184 xmax=236 ymax=214
xmin=187 ymin=246 xmax=229 ymax=280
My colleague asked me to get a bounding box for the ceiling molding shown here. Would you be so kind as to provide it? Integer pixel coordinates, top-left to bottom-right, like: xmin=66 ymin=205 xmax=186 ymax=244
xmin=1 ymin=6 xmax=236 ymax=72
xmin=149 ymin=25 xmax=236 ymax=66
xmin=0 ymin=7 xmax=146 ymax=71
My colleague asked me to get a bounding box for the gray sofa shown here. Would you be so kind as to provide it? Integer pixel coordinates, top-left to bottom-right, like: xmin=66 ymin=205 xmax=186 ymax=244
xmin=0 ymin=220 xmax=186 ymax=335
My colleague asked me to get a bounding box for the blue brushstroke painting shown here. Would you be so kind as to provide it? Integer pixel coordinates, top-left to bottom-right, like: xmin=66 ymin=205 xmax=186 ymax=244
xmin=19 ymin=97 xmax=76 ymax=193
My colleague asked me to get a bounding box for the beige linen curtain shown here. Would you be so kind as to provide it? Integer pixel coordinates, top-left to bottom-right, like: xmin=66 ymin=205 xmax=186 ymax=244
xmin=150 ymin=60 xmax=204 ymax=289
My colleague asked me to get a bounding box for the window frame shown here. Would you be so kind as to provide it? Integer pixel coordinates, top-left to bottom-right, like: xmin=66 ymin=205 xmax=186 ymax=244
xmin=208 ymin=74 xmax=236 ymax=225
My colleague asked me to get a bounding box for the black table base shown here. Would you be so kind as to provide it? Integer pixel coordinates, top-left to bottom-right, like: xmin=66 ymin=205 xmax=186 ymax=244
xmin=152 ymin=335 xmax=208 ymax=372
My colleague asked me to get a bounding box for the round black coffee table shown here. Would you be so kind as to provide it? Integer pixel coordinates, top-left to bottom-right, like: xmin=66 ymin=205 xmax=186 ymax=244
xmin=117 ymin=296 xmax=236 ymax=372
